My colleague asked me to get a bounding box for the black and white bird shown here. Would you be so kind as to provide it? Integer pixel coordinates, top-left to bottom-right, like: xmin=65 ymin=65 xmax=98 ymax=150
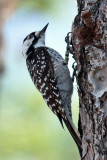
xmin=22 ymin=23 xmax=81 ymax=151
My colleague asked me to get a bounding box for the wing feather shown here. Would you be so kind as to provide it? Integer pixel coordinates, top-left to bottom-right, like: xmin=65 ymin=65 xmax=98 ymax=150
xmin=26 ymin=47 xmax=66 ymax=122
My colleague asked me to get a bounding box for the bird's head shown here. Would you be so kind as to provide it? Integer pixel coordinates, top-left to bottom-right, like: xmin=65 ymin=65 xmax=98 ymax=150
xmin=22 ymin=23 xmax=49 ymax=58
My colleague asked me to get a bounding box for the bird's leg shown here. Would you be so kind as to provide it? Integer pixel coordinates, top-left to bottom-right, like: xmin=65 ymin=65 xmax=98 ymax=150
xmin=64 ymin=32 xmax=75 ymax=64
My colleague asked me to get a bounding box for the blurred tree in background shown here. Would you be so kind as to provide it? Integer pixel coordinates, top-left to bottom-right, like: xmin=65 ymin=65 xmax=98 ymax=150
xmin=19 ymin=0 xmax=53 ymax=11
xmin=0 ymin=0 xmax=18 ymax=75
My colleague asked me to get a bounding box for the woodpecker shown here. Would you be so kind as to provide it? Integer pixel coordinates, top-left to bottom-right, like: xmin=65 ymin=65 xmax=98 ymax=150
xmin=22 ymin=23 xmax=81 ymax=151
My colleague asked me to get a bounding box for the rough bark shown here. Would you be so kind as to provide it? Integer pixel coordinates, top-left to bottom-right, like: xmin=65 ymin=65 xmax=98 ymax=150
xmin=72 ymin=0 xmax=107 ymax=159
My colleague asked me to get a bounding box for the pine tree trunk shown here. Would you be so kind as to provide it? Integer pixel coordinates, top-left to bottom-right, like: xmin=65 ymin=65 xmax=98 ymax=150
xmin=72 ymin=0 xmax=107 ymax=159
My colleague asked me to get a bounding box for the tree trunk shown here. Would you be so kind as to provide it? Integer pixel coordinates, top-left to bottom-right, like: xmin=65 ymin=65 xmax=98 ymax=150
xmin=72 ymin=0 xmax=107 ymax=159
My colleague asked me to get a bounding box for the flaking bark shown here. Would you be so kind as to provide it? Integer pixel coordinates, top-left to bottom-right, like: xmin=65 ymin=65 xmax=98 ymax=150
xmin=72 ymin=0 xmax=107 ymax=159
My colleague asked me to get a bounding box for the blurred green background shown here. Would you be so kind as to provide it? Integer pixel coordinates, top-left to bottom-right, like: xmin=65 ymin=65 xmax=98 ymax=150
xmin=0 ymin=0 xmax=80 ymax=159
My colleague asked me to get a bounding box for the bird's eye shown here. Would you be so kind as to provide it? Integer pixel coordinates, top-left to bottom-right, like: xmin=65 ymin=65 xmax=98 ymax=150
xmin=27 ymin=34 xmax=33 ymax=39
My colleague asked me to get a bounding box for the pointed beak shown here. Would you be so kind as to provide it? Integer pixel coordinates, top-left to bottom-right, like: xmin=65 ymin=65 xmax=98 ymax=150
xmin=39 ymin=23 xmax=49 ymax=35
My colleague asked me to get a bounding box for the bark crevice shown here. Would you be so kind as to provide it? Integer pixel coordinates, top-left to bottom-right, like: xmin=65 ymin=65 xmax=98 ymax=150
xmin=72 ymin=0 xmax=107 ymax=159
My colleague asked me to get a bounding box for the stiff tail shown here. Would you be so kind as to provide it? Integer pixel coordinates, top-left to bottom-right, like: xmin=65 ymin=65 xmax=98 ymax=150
xmin=63 ymin=118 xmax=82 ymax=156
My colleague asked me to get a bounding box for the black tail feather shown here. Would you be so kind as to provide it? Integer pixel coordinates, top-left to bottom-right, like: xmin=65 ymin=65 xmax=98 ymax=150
xmin=57 ymin=113 xmax=64 ymax=129
xmin=63 ymin=119 xmax=82 ymax=156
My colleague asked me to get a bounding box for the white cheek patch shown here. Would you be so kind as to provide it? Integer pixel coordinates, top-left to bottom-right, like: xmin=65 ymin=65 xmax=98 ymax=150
xmin=22 ymin=37 xmax=34 ymax=58
xmin=35 ymin=31 xmax=39 ymax=36
xmin=34 ymin=34 xmax=45 ymax=48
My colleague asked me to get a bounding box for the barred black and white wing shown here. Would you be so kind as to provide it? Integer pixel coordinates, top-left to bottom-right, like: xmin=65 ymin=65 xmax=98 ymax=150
xmin=26 ymin=47 xmax=81 ymax=151
xmin=26 ymin=47 xmax=66 ymax=124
